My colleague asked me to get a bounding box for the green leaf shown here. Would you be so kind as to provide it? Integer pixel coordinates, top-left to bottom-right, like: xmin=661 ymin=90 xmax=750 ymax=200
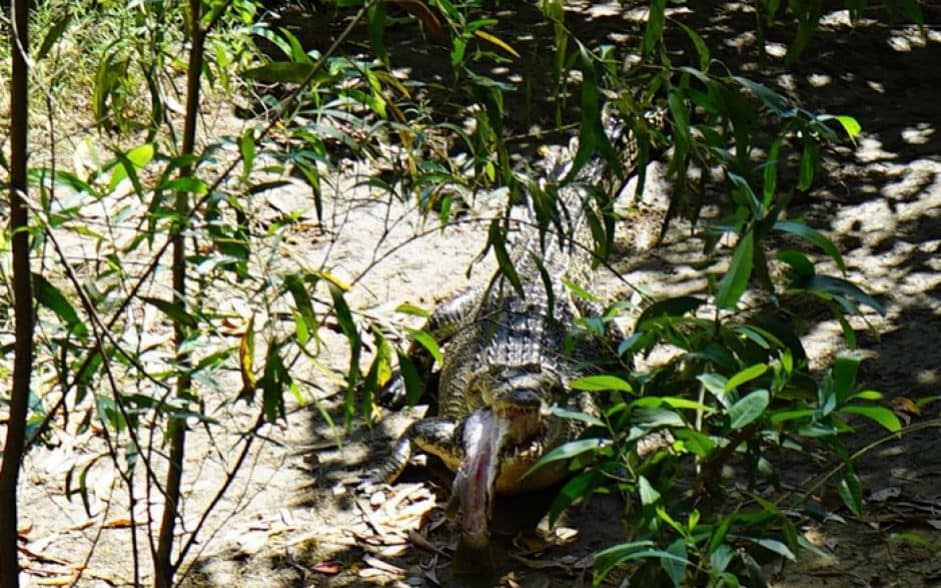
xmin=488 ymin=220 xmax=524 ymax=297
xmin=141 ymin=296 xmax=198 ymax=329
xmin=406 ymin=329 xmax=443 ymax=365
xmin=732 ymin=76 xmax=797 ymax=117
xmin=838 ymin=471 xmax=863 ymax=516
xmin=641 ymin=0 xmax=667 ymax=55
xmin=570 ymin=374 xmax=633 ymax=393
xmin=548 ymin=469 xmax=603 ymax=526
xmin=394 ymin=302 xmax=430 ymax=318
xmin=698 ymin=373 xmax=728 ymax=398
xmin=108 ymin=143 xmax=155 ymax=193
xmin=550 ymin=407 xmax=605 ymax=428
xmin=804 ymin=274 xmax=885 ymax=315
xmin=749 ymin=538 xmax=796 ymax=561
xmin=676 ymin=21 xmax=709 ymax=70
xmin=773 ymin=220 xmax=846 ymax=273
xmin=241 ymin=62 xmax=333 ymax=85
xmin=835 ymin=115 xmax=861 ymax=142
xmin=716 ymin=229 xmax=754 ymax=309
xmin=727 ymin=389 xmax=769 ymax=429
xmin=37 ymin=13 xmax=73 ymax=60
xmin=636 ymin=296 xmax=705 ymax=330
xmin=725 ymin=363 xmax=768 ymax=393
xmin=798 ymin=140 xmax=818 ymax=191
xmin=777 ymin=249 xmax=815 ymax=281
xmin=367 ymin=2 xmax=388 ymax=65
xmin=33 ymin=274 xmax=88 ymax=338
xmin=838 ymin=405 xmax=901 ymax=433
xmin=594 ymin=542 xmax=689 ymax=584
xmin=638 ymin=475 xmax=661 ymax=505
xmin=525 ymin=438 xmax=608 ymax=478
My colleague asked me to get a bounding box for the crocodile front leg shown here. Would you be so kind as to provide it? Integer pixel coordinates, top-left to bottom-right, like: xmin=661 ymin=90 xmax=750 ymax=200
xmin=377 ymin=417 xmax=461 ymax=483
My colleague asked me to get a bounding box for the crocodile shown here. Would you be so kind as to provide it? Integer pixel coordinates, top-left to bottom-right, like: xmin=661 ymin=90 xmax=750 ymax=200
xmin=377 ymin=103 xmax=664 ymax=570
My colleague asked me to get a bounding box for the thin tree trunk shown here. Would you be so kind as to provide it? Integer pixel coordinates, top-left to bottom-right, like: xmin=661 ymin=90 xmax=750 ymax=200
xmin=0 ymin=0 xmax=32 ymax=586
xmin=153 ymin=1 xmax=204 ymax=585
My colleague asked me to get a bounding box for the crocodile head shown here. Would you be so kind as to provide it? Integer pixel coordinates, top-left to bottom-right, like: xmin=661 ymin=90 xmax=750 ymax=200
xmin=450 ymin=370 xmax=564 ymax=572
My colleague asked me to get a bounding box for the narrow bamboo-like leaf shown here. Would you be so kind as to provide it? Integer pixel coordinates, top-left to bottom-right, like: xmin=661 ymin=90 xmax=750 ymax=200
xmin=774 ymin=220 xmax=846 ymax=273
xmin=550 ymin=407 xmax=605 ymax=428
xmin=37 ymin=13 xmax=72 ymax=60
xmin=239 ymin=315 xmax=256 ymax=392
xmin=33 ymin=274 xmax=87 ymax=338
xmin=394 ymin=302 xmax=430 ymax=318
xmin=798 ymin=140 xmax=818 ymax=191
xmin=108 ymin=143 xmax=154 ymax=192
xmin=777 ymin=249 xmax=815 ymax=281
xmin=676 ymin=21 xmax=709 ymax=70
xmin=489 ymin=220 xmax=524 ymax=296
xmin=804 ymin=274 xmax=885 ymax=315
xmin=716 ymin=230 xmax=754 ymax=309
xmin=636 ymin=296 xmax=705 ymax=330
xmin=838 ymin=405 xmax=901 ymax=433
xmin=473 ymin=29 xmax=520 ymax=58
xmin=239 ymin=130 xmax=256 ymax=182
xmin=141 ymin=296 xmax=198 ymax=328
xmin=367 ymin=2 xmax=388 ymax=64
xmin=641 ymin=0 xmax=667 ymax=55
xmin=728 ymin=389 xmax=769 ymax=430
xmin=732 ymin=76 xmax=796 ymax=117
xmin=570 ymin=374 xmax=633 ymax=393
xmin=406 ymin=329 xmax=443 ymax=365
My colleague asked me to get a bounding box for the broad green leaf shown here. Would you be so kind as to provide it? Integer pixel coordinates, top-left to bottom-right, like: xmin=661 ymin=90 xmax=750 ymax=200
xmin=839 ymin=405 xmax=901 ymax=433
xmin=728 ymin=389 xmax=769 ymax=430
xmin=698 ymin=373 xmax=728 ymax=397
xmin=716 ymin=230 xmax=754 ymax=309
xmin=838 ymin=471 xmax=863 ymax=516
xmin=638 ymin=475 xmax=661 ymax=505
xmin=570 ymin=374 xmax=633 ymax=393
xmin=798 ymin=139 xmax=818 ymax=191
xmin=773 ymin=220 xmax=846 ymax=273
xmin=395 ymin=352 xmax=424 ymax=407
xmin=725 ymin=363 xmax=768 ymax=393
xmin=831 ymin=355 xmax=860 ymax=402
xmin=525 ymin=438 xmax=608 ymax=477
xmin=547 ymin=469 xmax=603 ymax=526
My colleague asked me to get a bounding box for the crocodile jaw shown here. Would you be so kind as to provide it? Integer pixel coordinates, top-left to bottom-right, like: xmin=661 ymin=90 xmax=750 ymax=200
xmin=455 ymin=408 xmax=507 ymax=551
